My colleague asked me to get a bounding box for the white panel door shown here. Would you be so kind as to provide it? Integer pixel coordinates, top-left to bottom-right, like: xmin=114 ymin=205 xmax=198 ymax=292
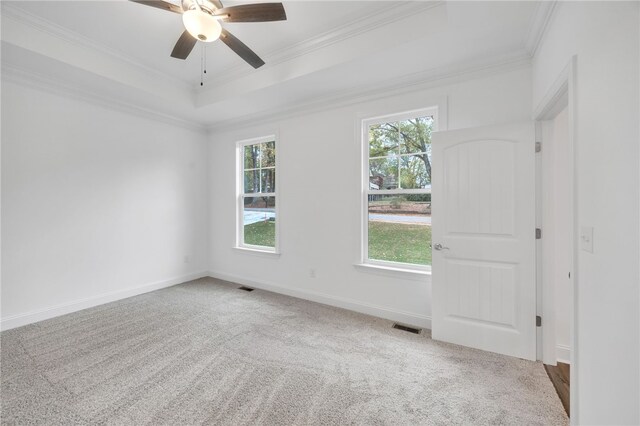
xmin=431 ymin=122 xmax=536 ymax=360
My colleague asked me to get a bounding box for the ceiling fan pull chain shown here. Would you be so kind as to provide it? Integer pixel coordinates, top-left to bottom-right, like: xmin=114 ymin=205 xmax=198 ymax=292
xmin=204 ymin=46 xmax=207 ymax=74
xmin=200 ymin=44 xmax=204 ymax=86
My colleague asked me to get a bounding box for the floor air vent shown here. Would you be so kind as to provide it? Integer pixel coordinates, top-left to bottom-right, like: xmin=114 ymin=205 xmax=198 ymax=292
xmin=392 ymin=323 xmax=422 ymax=334
xmin=238 ymin=286 xmax=254 ymax=292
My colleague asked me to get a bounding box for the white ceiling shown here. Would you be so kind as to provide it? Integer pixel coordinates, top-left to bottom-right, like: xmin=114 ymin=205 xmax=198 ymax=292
xmin=7 ymin=1 xmax=397 ymax=83
xmin=1 ymin=1 xmax=544 ymax=128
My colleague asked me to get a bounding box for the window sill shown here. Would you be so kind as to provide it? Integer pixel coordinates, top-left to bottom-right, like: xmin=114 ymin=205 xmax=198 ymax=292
xmin=354 ymin=263 xmax=431 ymax=281
xmin=233 ymin=246 xmax=281 ymax=257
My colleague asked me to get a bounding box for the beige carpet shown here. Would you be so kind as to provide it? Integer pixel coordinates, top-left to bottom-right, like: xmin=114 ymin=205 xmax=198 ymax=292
xmin=1 ymin=278 xmax=568 ymax=425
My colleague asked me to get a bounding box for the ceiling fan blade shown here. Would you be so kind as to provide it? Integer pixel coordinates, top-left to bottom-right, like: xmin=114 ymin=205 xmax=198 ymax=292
xmin=220 ymin=28 xmax=265 ymax=68
xmin=130 ymin=0 xmax=183 ymax=14
xmin=214 ymin=3 xmax=286 ymax=22
xmin=171 ymin=30 xmax=197 ymax=60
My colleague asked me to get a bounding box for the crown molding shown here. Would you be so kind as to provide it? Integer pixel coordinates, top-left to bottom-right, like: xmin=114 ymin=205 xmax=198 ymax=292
xmin=2 ymin=48 xmax=531 ymax=135
xmin=0 ymin=2 xmax=192 ymax=94
xmin=206 ymin=50 xmax=532 ymax=133
xmin=198 ymin=1 xmax=445 ymax=93
xmin=524 ymin=0 xmax=558 ymax=58
xmin=1 ymin=62 xmax=207 ymax=133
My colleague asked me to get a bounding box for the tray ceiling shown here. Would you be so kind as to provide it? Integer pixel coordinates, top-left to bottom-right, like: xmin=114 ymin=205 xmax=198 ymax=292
xmin=1 ymin=1 xmax=545 ymax=128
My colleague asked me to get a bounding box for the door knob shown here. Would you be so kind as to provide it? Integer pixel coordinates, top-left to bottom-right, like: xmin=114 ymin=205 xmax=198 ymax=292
xmin=433 ymin=243 xmax=449 ymax=251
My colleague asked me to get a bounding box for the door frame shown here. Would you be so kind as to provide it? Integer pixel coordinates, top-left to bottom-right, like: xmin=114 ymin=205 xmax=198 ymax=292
xmin=533 ymin=55 xmax=578 ymax=423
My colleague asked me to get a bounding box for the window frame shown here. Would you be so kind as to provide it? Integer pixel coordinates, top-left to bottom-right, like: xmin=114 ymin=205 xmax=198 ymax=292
xmin=236 ymin=135 xmax=279 ymax=254
xmin=360 ymin=106 xmax=439 ymax=273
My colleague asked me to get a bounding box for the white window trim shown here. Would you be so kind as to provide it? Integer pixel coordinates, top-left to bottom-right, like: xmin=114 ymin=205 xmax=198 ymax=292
xmin=353 ymin=262 xmax=429 ymax=281
xmin=360 ymin=106 xmax=439 ymax=273
xmin=235 ymin=134 xmax=280 ymax=254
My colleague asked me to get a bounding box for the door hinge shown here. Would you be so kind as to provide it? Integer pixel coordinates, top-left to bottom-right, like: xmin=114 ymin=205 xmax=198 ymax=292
xmin=536 ymin=228 xmax=542 ymax=239
xmin=536 ymin=315 xmax=542 ymax=327
xmin=535 ymin=142 xmax=542 ymax=153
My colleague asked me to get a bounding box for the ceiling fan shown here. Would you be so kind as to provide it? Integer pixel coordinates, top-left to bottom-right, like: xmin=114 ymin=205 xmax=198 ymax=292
xmin=131 ymin=0 xmax=287 ymax=68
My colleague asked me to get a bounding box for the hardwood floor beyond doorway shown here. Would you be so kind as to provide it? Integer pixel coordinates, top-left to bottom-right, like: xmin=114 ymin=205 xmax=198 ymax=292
xmin=544 ymin=362 xmax=570 ymax=417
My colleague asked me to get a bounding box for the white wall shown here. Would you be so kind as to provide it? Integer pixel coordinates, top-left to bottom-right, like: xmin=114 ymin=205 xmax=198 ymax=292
xmin=533 ymin=2 xmax=640 ymax=424
xmin=1 ymin=80 xmax=209 ymax=329
xmin=208 ymin=66 xmax=532 ymax=328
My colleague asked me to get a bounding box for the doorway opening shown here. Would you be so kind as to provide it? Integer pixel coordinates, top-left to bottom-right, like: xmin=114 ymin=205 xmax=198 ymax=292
xmin=534 ymin=57 xmax=576 ymax=419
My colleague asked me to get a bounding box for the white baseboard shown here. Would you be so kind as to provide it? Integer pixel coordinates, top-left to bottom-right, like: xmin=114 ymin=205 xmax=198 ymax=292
xmin=0 ymin=271 xmax=209 ymax=331
xmin=208 ymin=270 xmax=432 ymax=329
xmin=1 ymin=270 xmax=431 ymax=332
xmin=556 ymin=344 xmax=571 ymax=364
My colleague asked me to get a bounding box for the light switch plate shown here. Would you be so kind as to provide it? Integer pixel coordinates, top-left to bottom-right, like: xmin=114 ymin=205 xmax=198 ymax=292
xmin=580 ymin=226 xmax=594 ymax=253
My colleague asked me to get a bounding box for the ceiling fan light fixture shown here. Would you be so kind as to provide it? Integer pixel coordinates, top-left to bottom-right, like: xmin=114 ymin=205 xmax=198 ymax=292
xmin=182 ymin=9 xmax=221 ymax=42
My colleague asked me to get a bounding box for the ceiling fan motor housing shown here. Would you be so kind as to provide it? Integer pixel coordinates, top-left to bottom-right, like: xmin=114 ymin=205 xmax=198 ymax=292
xmin=182 ymin=0 xmax=217 ymax=14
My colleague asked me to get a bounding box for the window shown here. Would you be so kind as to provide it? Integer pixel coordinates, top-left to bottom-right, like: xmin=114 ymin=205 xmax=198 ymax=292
xmin=362 ymin=108 xmax=437 ymax=271
xmin=237 ymin=136 xmax=277 ymax=252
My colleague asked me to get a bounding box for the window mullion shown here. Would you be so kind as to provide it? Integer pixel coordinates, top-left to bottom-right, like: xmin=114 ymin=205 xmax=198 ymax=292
xmin=397 ymin=122 xmax=402 ymax=190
